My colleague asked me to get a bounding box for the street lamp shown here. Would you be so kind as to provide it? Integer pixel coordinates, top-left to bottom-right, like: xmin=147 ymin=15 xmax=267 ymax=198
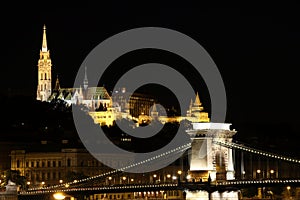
xmin=177 ymin=170 xmax=182 ymax=182
xmin=172 ymin=176 xmax=177 ymax=182
xmin=256 ymin=169 xmax=261 ymax=180
xmin=242 ymin=171 xmax=246 ymax=179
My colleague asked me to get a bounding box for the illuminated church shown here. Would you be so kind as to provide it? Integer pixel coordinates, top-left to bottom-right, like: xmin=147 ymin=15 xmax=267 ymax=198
xmin=36 ymin=25 xmax=210 ymax=126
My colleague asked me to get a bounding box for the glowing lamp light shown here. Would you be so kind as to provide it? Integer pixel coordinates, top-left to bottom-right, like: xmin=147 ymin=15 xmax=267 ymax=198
xmin=53 ymin=192 xmax=66 ymax=200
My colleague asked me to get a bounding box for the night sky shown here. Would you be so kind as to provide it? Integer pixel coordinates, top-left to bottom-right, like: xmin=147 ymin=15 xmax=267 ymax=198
xmin=1 ymin=5 xmax=300 ymax=146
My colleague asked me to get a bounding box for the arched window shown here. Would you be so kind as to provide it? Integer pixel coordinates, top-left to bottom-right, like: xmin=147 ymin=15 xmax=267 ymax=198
xmin=44 ymin=84 xmax=47 ymax=91
xmin=41 ymin=84 xmax=43 ymax=91
xmin=41 ymin=73 xmax=43 ymax=80
xmin=45 ymin=73 xmax=47 ymax=80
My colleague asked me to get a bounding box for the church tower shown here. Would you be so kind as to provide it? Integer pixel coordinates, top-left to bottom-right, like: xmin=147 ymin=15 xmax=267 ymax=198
xmin=36 ymin=25 xmax=52 ymax=101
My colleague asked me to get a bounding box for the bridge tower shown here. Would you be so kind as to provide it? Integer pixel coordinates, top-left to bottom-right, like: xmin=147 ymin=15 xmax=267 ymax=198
xmin=185 ymin=122 xmax=238 ymax=200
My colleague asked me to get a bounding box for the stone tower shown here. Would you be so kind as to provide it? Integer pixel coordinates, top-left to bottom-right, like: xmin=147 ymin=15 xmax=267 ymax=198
xmin=36 ymin=24 xmax=52 ymax=101
xmin=185 ymin=122 xmax=238 ymax=200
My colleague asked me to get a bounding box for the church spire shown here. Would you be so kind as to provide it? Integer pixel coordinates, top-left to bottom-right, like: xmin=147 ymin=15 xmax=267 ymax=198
xmin=83 ymin=66 xmax=89 ymax=90
xmin=54 ymin=75 xmax=60 ymax=91
xmin=42 ymin=24 xmax=48 ymax=52
xmin=194 ymin=92 xmax=202 ymax=106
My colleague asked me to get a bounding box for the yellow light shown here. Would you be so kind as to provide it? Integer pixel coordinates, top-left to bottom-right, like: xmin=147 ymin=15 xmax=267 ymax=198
xmin=256 ymin=169 xmax=261 ymax=174
xmin=53 ymin=192 xmax=66 ymax=200
xmin=26 ymin=181 xmax=30 ymax=185
xmin=59 ymin=180 xmax=63 ymax=183
xmin=108 ymin=177 xmax=112 ymax=180
xmin=270 ymin=169 xmax=274 ymax=174
xmin=122 ymin=176 xmax=126 ymax=180
xmin=153 ymin=174 xmax=157 ymax=178
xmin=287 ymin=186 xmax=291 ymax=190
xmin=131 ymin=178 xmax=134 ymax=182
xmin=41 ymin=181 xmax=45 ymax=185
xmin=177 ymin=170 xmax=182 ymax=175
xmin=186 ymin=175 xmax=191 ymax=180
xmin=167 ymin=174 xmax=171 ymax=178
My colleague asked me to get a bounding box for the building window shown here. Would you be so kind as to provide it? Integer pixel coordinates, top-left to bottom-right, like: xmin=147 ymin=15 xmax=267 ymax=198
xmin=41 ymin=84 xmax=43 ymax=91
xmin=47 ymin=161 xmax=51 ymax=167
xmin=42 ymin=161 xmax=45 ymax=167
xmin=47 ymin=172 xmax=50 ymax=180
xmin=36 ymin=161 xmax=39 ymax=168
xmin=58 ymin=161 xmax=61 ymax=167
xmin=53 ymin=161 xmax=56 ymax=167
xmin=44 ymin=84 xmax=46 ymax=90
xmin=41 ymin=73 xmax=43 ymax=80
xmin=17 ymin=160 xmax=20 ymax=168
xmin=53 ymin=172 xmax=56 ymax=179
xmin=45 ymin=73 xmax=47 ymax=80
xmin=26 ymin=162 xmax=29 ymax=167
xmin=31 ymin=161 xmax=34 ymax=167
xmin=67 ymin=159 xmax=71 ymax=167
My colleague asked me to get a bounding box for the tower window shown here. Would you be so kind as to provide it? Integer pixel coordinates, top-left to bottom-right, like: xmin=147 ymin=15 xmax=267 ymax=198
xmin=41 ymin=85 xmax=43 ymax=91
xmin=45 ymin=73 xmax=47 ymax=80
xmin=44 ymin=84 xmax=47 ymax=90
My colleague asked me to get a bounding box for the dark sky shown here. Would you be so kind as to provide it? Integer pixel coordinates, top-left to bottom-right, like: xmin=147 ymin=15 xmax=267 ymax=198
xmin=1 ymin=5 xmax=300 ymax=141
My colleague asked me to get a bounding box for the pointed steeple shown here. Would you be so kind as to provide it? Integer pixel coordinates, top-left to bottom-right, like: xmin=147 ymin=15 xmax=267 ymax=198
xmin=83 ymin=66 xmax=88 ymax=90
xmin=152 ymin=103 xmax=157 ymax=112
xmin=54 ymin=75 xmax=60 ymax=91
xmin=193 ymin=92 xmax=202 ymax=106
xmin=151 ymin=103 xmax=159 ymax=118
xmin=42 ymin=24 xmax=48 ymax=52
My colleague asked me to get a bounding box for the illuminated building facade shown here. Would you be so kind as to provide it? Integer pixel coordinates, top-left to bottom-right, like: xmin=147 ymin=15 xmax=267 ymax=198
xmin=10 ymin=148 xmax=134 ymax=187
xmin=35 ymin=25 xmax=210 ymax=126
